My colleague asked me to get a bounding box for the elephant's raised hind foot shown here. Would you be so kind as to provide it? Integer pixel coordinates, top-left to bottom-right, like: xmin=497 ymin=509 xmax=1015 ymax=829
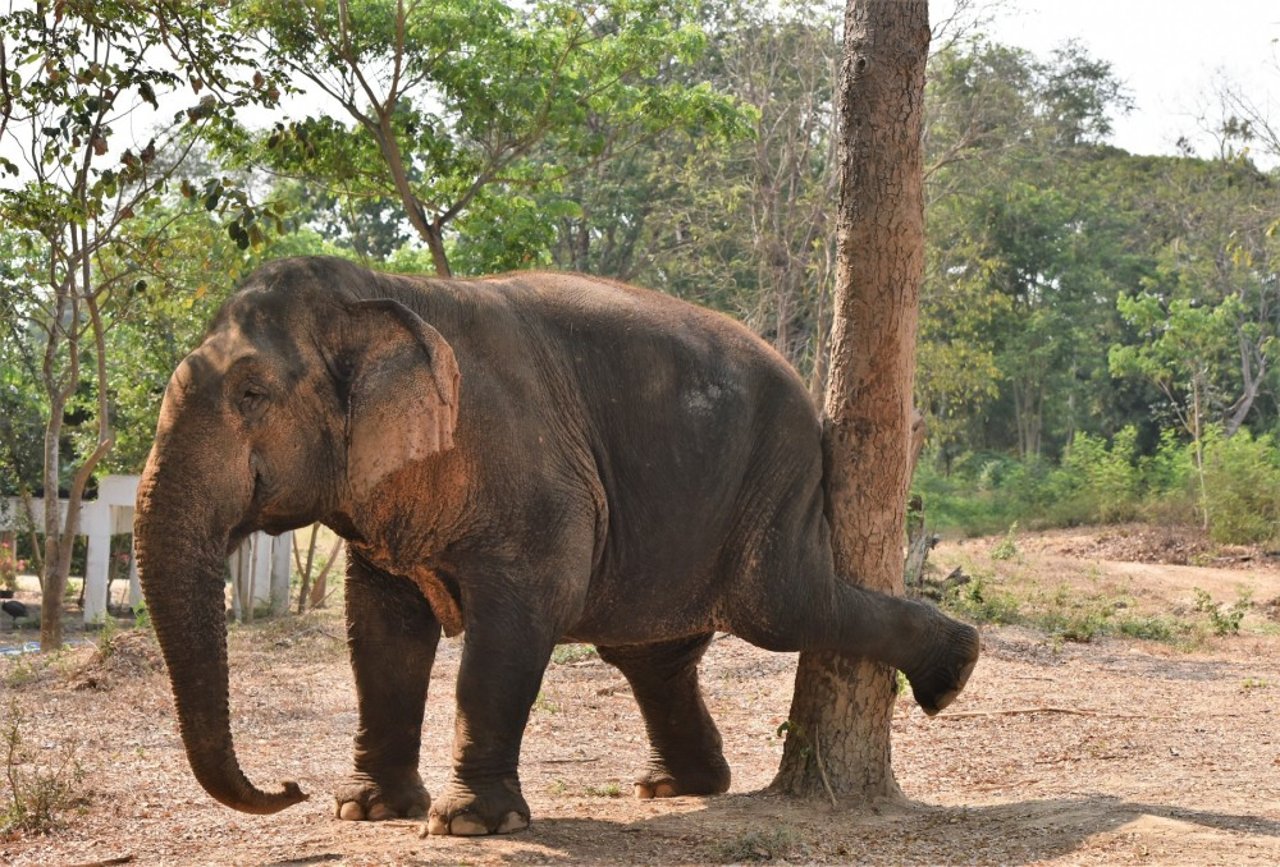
xmin=904 ymin=619 xmax=981 ymax=716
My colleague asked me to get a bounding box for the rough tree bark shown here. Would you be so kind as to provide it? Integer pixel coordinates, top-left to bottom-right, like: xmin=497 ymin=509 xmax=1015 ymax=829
xmin=773 ymin=0 xmax=930 ymax=801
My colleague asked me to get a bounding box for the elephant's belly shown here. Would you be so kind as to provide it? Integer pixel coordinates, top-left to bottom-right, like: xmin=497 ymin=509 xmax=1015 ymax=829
xmin=560 ymin=568 xmax=723 ymax=646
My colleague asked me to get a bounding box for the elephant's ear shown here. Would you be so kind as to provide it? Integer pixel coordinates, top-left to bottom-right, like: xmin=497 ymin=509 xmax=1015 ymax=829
xmin=343 ymin=298 xmax=460 ymax=501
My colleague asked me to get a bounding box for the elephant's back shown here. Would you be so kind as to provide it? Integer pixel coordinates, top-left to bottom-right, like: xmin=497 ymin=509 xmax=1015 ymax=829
xmin=478 ymin=272 xmax=808 ymax=404
xmin=493 ymin=273 xmax=826 ymax=620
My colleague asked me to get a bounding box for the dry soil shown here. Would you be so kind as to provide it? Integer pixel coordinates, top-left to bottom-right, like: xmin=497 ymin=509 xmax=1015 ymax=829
xmin=1 ymin=525 xmax=1278 ymax=865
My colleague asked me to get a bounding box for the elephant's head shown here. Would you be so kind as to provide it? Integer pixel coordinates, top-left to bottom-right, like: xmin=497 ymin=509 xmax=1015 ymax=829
xmin=134 ymin=258 xmax=459 ymax=813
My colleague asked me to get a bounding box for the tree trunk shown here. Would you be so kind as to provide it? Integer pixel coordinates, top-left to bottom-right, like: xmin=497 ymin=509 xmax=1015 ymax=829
xmin=40 ymin=393 xmax=68 ymax=650
xmin=1192 ymin=374 xmax=1209 ymax=531
xmin=373 ymin=111 xmax=452 ymax=277
xmin=1011 ymin=378 xmax=1043 ymax=460
xmin=307 ymin=539 xmax=342 ymax=610
xmin=773 ymin=0 xmax=930 ymax=802
xmin=1224 ymin=332 xmax=1263 ymax=437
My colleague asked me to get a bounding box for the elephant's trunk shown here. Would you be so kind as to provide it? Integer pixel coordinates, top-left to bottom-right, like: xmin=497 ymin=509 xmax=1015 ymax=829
xmin=135 ymin=455 xmax=307 ymax=815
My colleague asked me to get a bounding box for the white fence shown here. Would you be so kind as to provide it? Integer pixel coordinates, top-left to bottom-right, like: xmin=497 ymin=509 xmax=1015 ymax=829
xmin=0 ymin=474 xmax=292 ymax=624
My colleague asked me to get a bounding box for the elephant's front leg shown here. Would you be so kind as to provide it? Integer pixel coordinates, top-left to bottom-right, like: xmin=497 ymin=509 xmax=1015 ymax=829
xmin=426 ymin=610 xmax=554 ymax=836
xmin=335 ymin=552 xmax=441 ymax=821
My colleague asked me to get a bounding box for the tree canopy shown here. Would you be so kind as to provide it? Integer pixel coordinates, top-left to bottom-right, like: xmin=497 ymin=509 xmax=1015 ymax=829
xmin=2 ymin=0 xmax=1280 ymax=555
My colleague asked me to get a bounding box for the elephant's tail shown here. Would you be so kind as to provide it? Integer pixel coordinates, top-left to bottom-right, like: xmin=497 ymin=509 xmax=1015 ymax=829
xmin=819 ymin=413 xmax=840 ymax=531
xmin=817 ymin=408 xmax=927 ymax=530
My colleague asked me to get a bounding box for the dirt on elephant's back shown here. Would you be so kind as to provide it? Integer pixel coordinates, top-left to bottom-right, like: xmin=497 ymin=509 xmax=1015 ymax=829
xmin=3 ymin=526 xmax=1280 ymax=865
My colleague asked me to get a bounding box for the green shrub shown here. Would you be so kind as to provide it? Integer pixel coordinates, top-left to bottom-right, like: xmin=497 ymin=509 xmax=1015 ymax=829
xmin=1038 ymin=427 xmax=1140 ymax=526
xmin=1116 ymin=615 xmax=1179 ymax=642
xmin=912 ymin=425 xmax=1280 ymax=540
xmin=991 ymin=523 xmax=1019 ymax=560
xmin=945 ymin=574 xmax=1021 ymax=625
xmin=911 ymin=458 xmax=1022 ymax=537
xmin=999 ymin=457 xmax=1057 ymax=515
xmin=1037 ymin=591 xmax=1114 ymax=642
xmin=1140 ymin=427 xmax=1196 ymax=497
xmin=1193 ymin=588 xmax=1251 ymax=636
xmin=1201 ymin=431 xmax=1280 ymax=544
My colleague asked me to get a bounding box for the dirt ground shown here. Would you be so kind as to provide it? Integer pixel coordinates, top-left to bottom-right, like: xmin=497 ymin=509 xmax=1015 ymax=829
xmin=2 ymin=525 xmax=1279 ymax=865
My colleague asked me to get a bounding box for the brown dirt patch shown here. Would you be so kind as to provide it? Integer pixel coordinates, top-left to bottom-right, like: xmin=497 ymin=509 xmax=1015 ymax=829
xmin=70 ymin=630 xmax=166 ymax=692
xmin=3 ymin=527 xmax=1279 ymax=864
xmin=1040 ymin=523 xmax=1279 ymax=569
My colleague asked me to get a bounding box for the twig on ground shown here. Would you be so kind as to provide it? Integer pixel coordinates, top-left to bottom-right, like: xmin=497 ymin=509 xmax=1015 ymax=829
xmin=540 ymin=756 xmax=600 ymax=764
xmin=297 ymin=625 xmax=342 ymax=641
xmin=936 ymin=706 xmax=1144 ymax=719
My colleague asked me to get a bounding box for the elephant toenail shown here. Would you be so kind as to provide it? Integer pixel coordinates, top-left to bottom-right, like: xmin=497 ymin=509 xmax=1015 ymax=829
xmin=450 ymin=814 xmax=489 ymax=836
xmin=634 ymin=783 xmax=655 ymax=800
xmin=497 ymin=811 xmax=528 ymax=834
xmin=367 ymin=802 xmax=394 ymax=821
xmin=426 ymin=813 xmax=449 ymax=836
xmin=338 ymin=801 xmax=365 ymax=821
xmin=652 ymin=782 xmax=678 ymax=798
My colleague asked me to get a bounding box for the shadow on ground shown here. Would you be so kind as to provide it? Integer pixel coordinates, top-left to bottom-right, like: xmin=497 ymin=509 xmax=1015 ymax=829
xmin=266 ymin=789 xmax=1280 ymax=865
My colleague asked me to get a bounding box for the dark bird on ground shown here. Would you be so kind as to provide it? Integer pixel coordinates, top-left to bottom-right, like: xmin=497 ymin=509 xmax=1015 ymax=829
xmin=2 ymin=598 xmax=28 ymax=626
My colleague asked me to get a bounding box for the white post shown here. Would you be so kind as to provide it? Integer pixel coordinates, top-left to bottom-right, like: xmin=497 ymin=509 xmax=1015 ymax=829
xmin=229 ymin=541 xmax=247 ymax=622
xmin=270 ymin=531 xmax=292 ymax=615
xmin=84 ymin=527 xmax=111 ymax=624
xmin=128 ymin=539 xmax=141 ymax=609
xmin=251 ymin=532 xmax=272 ymax=610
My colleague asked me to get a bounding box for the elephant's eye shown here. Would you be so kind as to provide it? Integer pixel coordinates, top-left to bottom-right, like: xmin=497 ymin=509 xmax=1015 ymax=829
xmin=238 ymin=386 xmax=268 ymax=416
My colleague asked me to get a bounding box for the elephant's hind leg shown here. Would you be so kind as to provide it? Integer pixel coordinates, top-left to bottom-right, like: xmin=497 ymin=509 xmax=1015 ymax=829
xmin=335 ymin=552 xmax=441 ymax=821
xmin=598 ymin=634 xmax=731 ymax=799
xmin=727 ymin=568 xmax=979 ymax=716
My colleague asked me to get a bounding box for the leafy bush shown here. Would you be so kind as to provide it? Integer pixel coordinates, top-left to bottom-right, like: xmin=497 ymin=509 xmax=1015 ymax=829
xmin=914 ymin=425 xmax=1280 ymax=542
xmin=1042 ymin=608 xmax=1111 ymax=643
xmin=991 ymin=523 xmax=1019 ymax=560
xmin=1116 ymin=615 xmax=1180 ymax=642
xmin=1140 ymin=427 xmax=1196 ymax=497
xmin=1200 ymin=431 xmax=1280 ymax=544
xmin=1193 ymin=588 xmax=1251 ymax=636
xmin=945 ymin=575 xmax=1021 ymax=625
xmin=911 ymin=458 xmax=1023 ymax=537
xmin=550 ymin=644 xmax=598 ymax=665
xmin=1051 ymin=427 xmax=1140 ymax=524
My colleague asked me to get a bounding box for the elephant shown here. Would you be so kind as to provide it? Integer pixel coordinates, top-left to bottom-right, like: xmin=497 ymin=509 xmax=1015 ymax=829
xmin=134 ymin=255 xmax=979 ymax=837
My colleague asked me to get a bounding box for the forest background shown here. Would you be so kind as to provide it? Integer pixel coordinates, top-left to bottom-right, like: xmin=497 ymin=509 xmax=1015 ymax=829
xmin=3 ymin=0 xmax=1280 ymax=579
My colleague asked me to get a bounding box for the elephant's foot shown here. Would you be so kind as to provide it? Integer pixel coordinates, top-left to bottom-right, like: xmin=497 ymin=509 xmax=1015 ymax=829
xmin=633 ymin=754 xmax=731 ymax=799
xmin=425 ymin=777 xmax=530 ymax=836
xmin=334 ymin=770 xmax=429 ymax=821
xmin=907 ymin=620 xmax=981 ymax=716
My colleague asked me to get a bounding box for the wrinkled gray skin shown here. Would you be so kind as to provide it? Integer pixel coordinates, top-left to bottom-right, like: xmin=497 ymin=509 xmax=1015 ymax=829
xmin=135 ymin=256 xmax=979 ymax=836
